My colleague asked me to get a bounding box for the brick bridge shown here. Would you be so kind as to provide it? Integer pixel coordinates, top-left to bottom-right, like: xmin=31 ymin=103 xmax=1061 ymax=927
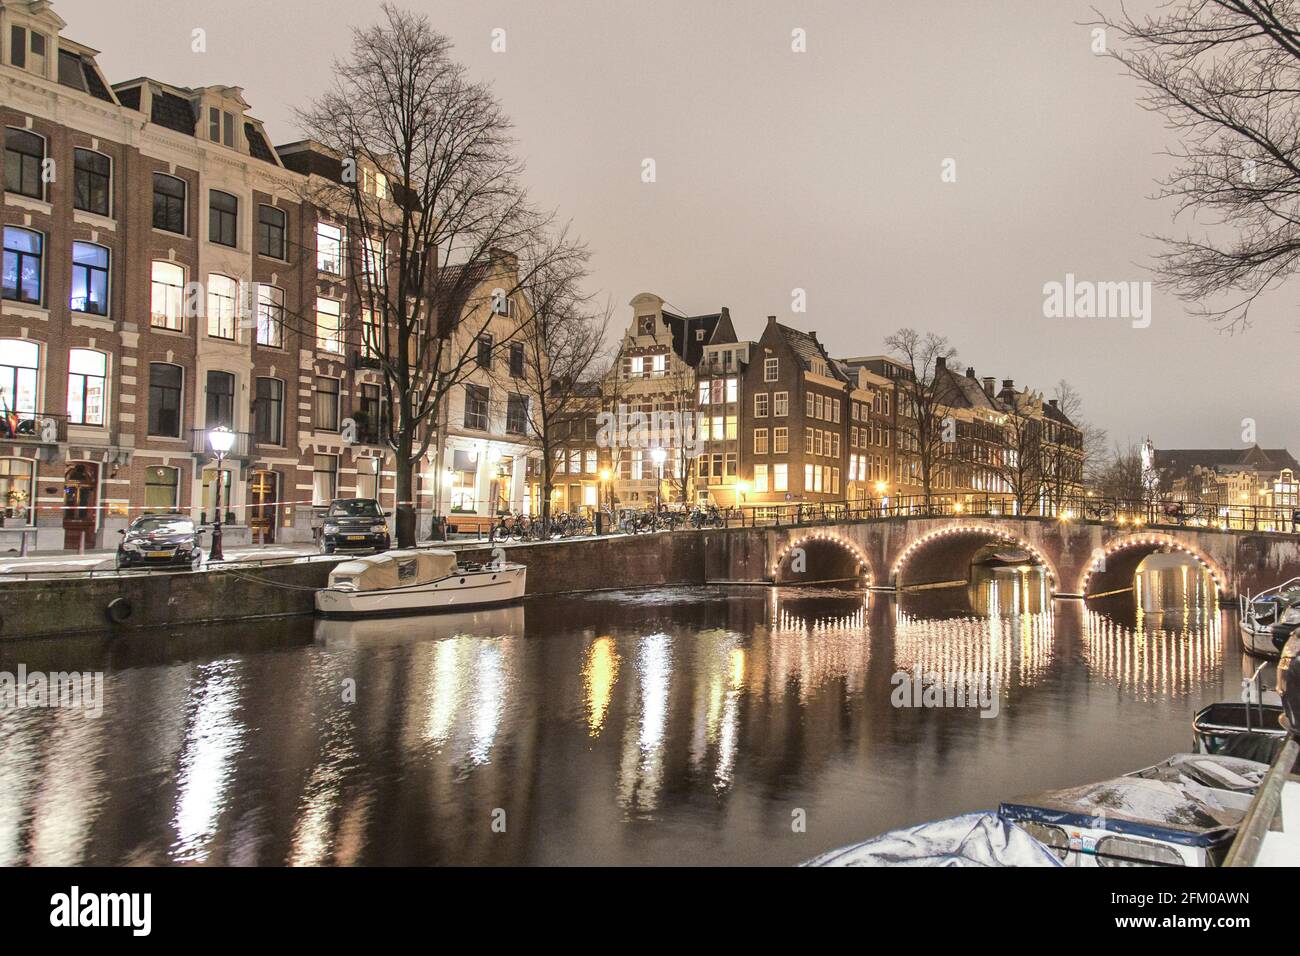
xmin=700 ymin=515 xmax=1300 ymax=599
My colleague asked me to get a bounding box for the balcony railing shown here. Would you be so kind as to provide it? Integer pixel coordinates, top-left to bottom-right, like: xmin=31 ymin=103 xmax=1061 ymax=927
xmin=0 ymin=411 xmax=67 ymax=445
xmin=190 ymin=428 xmax=252 ymax=458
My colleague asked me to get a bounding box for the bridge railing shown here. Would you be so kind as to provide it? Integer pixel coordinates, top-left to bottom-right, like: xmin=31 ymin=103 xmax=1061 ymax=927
xmin=736 ymin=493 xmax=1300 ymax=534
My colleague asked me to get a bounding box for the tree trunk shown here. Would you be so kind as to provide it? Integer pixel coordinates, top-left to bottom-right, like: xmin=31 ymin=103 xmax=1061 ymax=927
xmin=395 ymin=431 xmax=417 ymax=547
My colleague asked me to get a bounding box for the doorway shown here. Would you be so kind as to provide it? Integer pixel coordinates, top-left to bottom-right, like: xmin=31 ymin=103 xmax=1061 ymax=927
xmin=63 ymin=461 xmax=99 ymax=550
xmin=249 ymin=470 xmax=277 ymax=543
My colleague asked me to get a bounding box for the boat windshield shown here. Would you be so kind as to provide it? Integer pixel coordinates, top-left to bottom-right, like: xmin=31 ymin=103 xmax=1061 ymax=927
xmin=328 ymin=499 xmax=382 ymax=518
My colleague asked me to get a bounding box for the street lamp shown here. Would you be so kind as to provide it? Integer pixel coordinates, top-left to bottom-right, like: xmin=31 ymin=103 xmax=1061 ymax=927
xmin=650 ymin=447 xmax=667 ymax=512
xmin=207 ymin=425 xmax=236 ymax=562
xmin=599 ymin=468 xmax=613 ymax=513
xmin=736 ymin=479 xmax=751 ymax=506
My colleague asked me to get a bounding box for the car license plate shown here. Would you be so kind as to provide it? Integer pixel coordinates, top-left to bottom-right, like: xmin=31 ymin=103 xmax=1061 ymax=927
xmin=147 ymin=550 xmax=174 ymax=559
xmin=346 ymin=535 xmax=366 ymax=541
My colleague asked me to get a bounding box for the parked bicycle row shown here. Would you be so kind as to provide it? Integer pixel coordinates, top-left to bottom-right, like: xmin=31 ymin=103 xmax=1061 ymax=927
xmin=489 ymin=504 xmax=744 ymax=541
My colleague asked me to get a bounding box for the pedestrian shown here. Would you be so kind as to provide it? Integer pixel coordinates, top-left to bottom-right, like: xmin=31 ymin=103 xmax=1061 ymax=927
xmin=1291 ymin=508 xmax=1299 ymax=533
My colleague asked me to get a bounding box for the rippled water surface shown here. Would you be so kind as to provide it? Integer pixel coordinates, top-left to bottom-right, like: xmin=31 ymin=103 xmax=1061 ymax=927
xmin=0 ymin=569 xmax=1252 ymax=865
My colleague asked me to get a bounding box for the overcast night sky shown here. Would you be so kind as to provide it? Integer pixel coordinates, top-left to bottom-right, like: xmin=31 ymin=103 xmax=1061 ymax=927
xmin=54 ymin=0 xmax=1300 ymax=453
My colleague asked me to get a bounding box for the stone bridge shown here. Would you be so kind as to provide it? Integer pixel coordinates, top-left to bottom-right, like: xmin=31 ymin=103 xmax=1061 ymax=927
xmin=701 ymin=515 xmax=1300 ymax=599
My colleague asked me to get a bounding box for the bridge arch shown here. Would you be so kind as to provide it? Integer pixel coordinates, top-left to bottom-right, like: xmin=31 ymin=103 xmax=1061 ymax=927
xmin=770 ymin=530 xmax=874 ymax=586
xmin=1079 ymin=532 xmax=1226 ymax=599
xmin=890 ymin=523 xmax=1059 ymax=593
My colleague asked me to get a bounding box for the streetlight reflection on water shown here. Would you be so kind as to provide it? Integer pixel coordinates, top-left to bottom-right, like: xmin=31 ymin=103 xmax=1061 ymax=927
xmin=0 ymin=556 xmax=1242 ymax=865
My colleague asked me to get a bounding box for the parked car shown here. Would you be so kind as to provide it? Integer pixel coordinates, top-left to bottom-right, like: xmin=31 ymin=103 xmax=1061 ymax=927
xmin=320 ymin=498 xmax=391 ymax=555
xmin=116 ymin=514 xmax=203 ymax=570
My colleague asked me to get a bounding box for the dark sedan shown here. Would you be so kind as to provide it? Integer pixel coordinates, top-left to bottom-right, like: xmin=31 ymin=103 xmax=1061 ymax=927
xmin=116 ymin=514 xmax=203 ymax=570
xmin=320 ymin=498 xmax=391 ymax=554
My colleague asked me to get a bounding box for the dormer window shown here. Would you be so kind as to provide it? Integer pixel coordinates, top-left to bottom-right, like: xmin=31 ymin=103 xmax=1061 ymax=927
xmin=208 ymin=107 xmax=235 ymax=148
xmin=9 ymin=25 xmax=48 ymax=77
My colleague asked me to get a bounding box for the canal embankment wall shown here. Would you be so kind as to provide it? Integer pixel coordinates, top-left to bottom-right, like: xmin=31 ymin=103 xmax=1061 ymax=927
xmin=0 ymin=530 xmax=765 ymax=639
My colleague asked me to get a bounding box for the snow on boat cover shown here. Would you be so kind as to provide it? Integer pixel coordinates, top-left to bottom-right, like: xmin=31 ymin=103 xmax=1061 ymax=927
xmin=801 ymin=812 xmax=1063 ymax=867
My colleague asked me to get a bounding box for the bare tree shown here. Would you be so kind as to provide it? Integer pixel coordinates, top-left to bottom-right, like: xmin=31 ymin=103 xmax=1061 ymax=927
xmin=490 ymin=231 xmax=608 ymax=524
xmin=1040 ymin=380 xmax=1095 ymax=510
xmin=1095 ymin=1 xmax=1300 ymax=330
xmin=885 ymin=328 xmax=960 ymax=502
xmin=1094 ymin=443 xmax=1149 ymax=501
xmin=298 ymin=4 xmax=559 ymax=544
xmin=991 ymin=390 xmax=1045 ymax=515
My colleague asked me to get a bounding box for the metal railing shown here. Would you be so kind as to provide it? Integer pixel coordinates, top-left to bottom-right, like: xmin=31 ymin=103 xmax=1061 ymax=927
xmin=733 ymin=493 xmax=1300 ymax=534
xmin=0 ymin=411 xmax=67 ymax=444
xmin=190 ymin=428 xmax=252 ymax=457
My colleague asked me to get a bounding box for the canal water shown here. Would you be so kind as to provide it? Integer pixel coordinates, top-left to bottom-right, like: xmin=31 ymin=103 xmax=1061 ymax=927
xmin=0 ymin=565 xmax=1253 ymax=865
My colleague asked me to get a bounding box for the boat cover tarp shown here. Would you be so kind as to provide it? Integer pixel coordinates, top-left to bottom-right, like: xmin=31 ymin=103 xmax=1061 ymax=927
xmin=801 ymin=812 xmax=1063 ymax=867
xmin=327 ymin=549 xmax=458 ymax=591
xmin=1000 ymin=775 xmax=1247 ymax=845
xmin=1131 ymin=753 xmax=1269 ymax=793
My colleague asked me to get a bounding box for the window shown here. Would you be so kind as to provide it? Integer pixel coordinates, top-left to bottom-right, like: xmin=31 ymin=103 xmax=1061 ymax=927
xmin=316 ymin=297 xmax=342 ymax=353
xmin=0 ymin=458 xmax=34 ymax=523
xmin=148 ymin=363 xmax=183 ymax=437
xmin=66 ymin=348 xmax=107 ymax=426
xmin=316 ymin=222 xmax=343 ymax=274
xmin=754 ymin=428 xmax=769 ymax=455
xmin=509 ymin=343 xmax=525 ymax=378
xmin=773 ymin=463 xmax=788 ymax=492
xmin=476 ymin=335 xmax=492 ymax=369
xmin=257 ymin=205 xmax=286 ymax=259
xmin=9 ymin=25 xmax=25 ymax=69
xmin=754 ymin=393 xmax=769 ymax=418
xmin=506 ymin=394 xmax=528 ymax=435
xmin=361 ymin=308 xmax=382 ymax=358
xmin=492 ymin=289 xmax=515 ymax=316
xmin=209 ymin=107 xmax=234 ymax=147
xmin=362 ymin=237 xmax=385 ymax=282
xmin=312 ymin=454 xmax=338 ymax=506
xmin=315 ymin=376 xmax=340 ymax=432
xmin=0 ymin=339 xmax=39 ymax=420
xmin=2 ymin=227 xmax=43 ymax=304
xmin=205 ymin=371 xmax=235 ymax=429
xmin=208 ymin=190 xmax=238 ymax=247
xmin=152 ymin=174 xmax=186 ymax=234
xmin=450 ymin=449 xmax=478 ymax=512
xmin=144 ymin=466 xmax=179 ymax=513
xmin=207 ymin=274 xmax=237 ymax=339
xmin=764 ymin=357 xmax=779 ymax=382
xmin=463 ymin=384 xmax=489 ymax=430
xmin=27 ymin=29 xmax=46 ymax=76
xmin=73 ymin=149 xmax=111 ymax=217
xmin=150 ymin=261 xmax=184 ymax=330
xmin=254 ymin=377 xmax=284 ymax=445
xmin=4 ymin=128 xmax=43 ymax=199
xmin=257 ymin=285 xmax=284 ymax=348
xmin=773 ymin=427 xmax=788 ymax=455
xmin=357 ymin=383 xmax=385 ymax=445
xmin=70 ymin=242 xmax=109 ymax=315
xmin=727 ymin=378 xmax=738 ymax=403
xmin=774 ymin=391 xmax=788 ymax=417
xmin=356 ymin=456 xmax=380 ymax=500
xmin=753 ymin=465 xmax=768 ymax=493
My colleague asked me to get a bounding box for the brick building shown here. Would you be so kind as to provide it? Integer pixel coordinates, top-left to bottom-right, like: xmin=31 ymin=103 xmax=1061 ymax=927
xmin=0 ymin=1 xmax=536 ymax=550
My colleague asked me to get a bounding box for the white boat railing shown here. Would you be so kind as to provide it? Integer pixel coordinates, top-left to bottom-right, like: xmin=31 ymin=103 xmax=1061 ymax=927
xmin=1240 ymin=575 xmax=1300 ymax=618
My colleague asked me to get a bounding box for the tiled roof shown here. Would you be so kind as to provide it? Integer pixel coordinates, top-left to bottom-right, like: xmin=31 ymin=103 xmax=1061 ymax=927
xmin=1154 ymin=446 xmax=1300 ymax=478
xmin=244 ymin=123 xmax=277 ymax=164
xmin=773 ymin=322 xmax=848 ymax=381
xmin=151 ymin=91 xmax=196 ymax=136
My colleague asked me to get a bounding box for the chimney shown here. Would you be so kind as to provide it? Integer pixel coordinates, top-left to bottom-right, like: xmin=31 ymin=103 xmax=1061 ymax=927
xmin=1002 ymin=379 xmax=1014 ymax=390
xmin=982 ymin=376 xmax=995 ymax=396
xmin=767 ymin=315 xmax=777 ymax=325
xmin=1048 ymin=398 xmax=1058 ymax=408
xmin=965 ymin=367 xmax=976 ymax=379
xmin=935 ymin=357 xmax=947 ymax=372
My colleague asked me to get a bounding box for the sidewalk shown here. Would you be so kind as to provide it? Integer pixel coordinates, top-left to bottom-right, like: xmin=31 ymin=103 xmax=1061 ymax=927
xmin=0 ymin=542 xmax=319 ymax=575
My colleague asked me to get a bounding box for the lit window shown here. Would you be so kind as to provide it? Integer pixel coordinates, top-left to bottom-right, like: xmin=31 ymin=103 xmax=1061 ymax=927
xmin=316 ymin=223 xmax=343 ymax=274
xmin=316 ymin=297 xmax=342 ymax=353
xmin=150 ymin=261 xmax=184 ymax=330
xmin=66 ymin=348 xmax=107 ymax=426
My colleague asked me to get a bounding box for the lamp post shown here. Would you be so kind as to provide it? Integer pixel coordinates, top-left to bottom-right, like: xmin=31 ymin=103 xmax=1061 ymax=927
xmin=651 ymin=447 xmax=667 ymax=513
xmin=875 ymin=480 xmax=888 ymax=515
xmin=599 ymin=468 xmax=612 ymax=512
xmin=208 ymin=425 xmax=236 ymax=562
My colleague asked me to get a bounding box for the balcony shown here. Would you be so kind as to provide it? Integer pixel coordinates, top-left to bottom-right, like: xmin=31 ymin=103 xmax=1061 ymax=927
xmin=0 ymin=412 xmax=67 ymax=445
xmin=190 ymin=428 xmax=253 ymax=459
xmin=351 ymin=349 xmax=383 ymax=371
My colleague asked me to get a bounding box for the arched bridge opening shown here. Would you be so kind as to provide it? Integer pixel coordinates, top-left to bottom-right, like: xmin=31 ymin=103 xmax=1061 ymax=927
xmin=771 ymin=532 xmax=872 ymax=586
xmin=890 ymin=525 xmax=1058 ymax=594
xmin=1080 ymin=534 xmax=1225 ymax=601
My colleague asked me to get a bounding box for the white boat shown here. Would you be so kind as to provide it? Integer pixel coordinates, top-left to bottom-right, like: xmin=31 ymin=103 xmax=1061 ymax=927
xmin=1238 ymin=578 xmax=1300 ymax=658
xmin=315 ymin=549 xmax=526 ymax=618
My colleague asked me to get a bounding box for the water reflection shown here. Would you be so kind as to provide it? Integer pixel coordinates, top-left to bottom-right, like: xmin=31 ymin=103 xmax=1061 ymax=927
xmin=0 ymin=577 xmax=1243 ymax=866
